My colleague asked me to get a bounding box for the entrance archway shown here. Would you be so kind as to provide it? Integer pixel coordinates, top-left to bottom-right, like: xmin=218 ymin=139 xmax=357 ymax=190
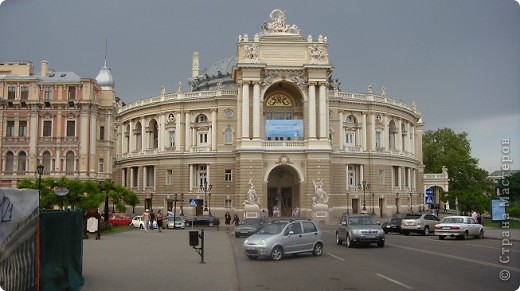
xmin=267 ymin=165 xmax=300 ymax=217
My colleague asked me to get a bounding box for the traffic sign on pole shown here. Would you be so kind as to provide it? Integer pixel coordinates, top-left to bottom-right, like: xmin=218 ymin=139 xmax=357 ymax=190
xmin=425 ymin=188 xmax=433 ymax=196
xmin=189 ymin=198 xmax=197 ymax=207
xmin=425 ymin=195 xmax=434 ymax=205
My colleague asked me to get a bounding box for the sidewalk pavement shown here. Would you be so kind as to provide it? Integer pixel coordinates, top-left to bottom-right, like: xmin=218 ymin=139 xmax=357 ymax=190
xmin=82 ymin=227 xmax=239 ymax=291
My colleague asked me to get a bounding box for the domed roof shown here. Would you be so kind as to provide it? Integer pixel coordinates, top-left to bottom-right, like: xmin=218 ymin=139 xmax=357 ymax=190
xmin=95 ymin=60 xmax=115 ymax=90
xmin=189 ymin=56 xmax=237 ymax=91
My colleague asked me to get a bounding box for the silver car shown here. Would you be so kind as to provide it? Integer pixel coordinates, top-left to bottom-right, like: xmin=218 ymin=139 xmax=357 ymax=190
xmin=335 ymin=214 xmax=385 ymax=248
xmin=166 ymin=216 xmax=186 ymax=229
xmin=434 ymin=216 xmax=484 ymax=240
xmin=400 ymin=213 xmax=440 ymax=235
xmin=243 ymin=219 xmax=324 ymax=261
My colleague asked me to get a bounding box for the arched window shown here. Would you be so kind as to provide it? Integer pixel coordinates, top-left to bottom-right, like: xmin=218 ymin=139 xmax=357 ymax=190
xmin=125 ymin=124 xmax=130 ymax=152
xmin=134 ymin=122 xmax=142 ymax=151
xmin=5 ymin=151 xmax=14 ymax=173
xmin=17 ymin=151 xmax=27 ymax=173
xmin=401 ymin=123 xmax=407 ymax=152
xmin=42 ymin=151 xmax=51 ymax=174
xmin=389 ymin=120 xmax=397 ymax=150
xmin=195 ymin=114 xmax=209 ymax=148
xmin=148 ymin=119 xmax=159 ymax=149
xmin=224 ymin=128 xmax=233 ymax=145
xmin=66 ymin=151 xmax=75 ymax=174
xmin=344 ymin=115 xmax=358 ymax=147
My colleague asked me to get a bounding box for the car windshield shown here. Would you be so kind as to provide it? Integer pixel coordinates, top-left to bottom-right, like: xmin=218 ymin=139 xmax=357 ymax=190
xmin=258 ymin=222 xmax=287 ymax=234
xmin=391 ymin=218 xmax=401 ymax=223
xmin=443 ymin=217 xmax=464 ymax=224
xmin=348 ymin=217 xmax=376 ymax=225
xmin=242 ymin=219 xmax=260 ymax=226
xmin=404 ymin=214 xmax=421 ymax=219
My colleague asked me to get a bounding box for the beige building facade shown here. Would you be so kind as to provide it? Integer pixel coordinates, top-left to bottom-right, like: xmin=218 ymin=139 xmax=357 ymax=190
xmin=114 ymin=10 xmax=425 ymax=219
xmin=0 ymin=60 xmax=117 ymax=186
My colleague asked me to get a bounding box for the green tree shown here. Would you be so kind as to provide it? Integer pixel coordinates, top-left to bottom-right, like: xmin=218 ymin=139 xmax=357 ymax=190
xmin=423 ymin=128 xmax=495 ymax=213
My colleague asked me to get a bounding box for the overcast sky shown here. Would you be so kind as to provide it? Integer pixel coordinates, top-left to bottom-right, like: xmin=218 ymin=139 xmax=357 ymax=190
xmin=1 ymin=0 xmax=519 ymax=173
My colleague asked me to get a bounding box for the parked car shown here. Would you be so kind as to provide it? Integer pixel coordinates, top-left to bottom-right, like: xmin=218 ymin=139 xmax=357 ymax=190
xmin=335 ymin=214 xmax=385 ymax=248
xmin=400 ymin=213 xmax=440 ymax=236
xmin=130 ymin=215 xmax=158 ymax=229
xmin=184 ymin=215 xmax=220 ymax=227
xmin=381 ymin=217 xmax=402 ymax=234
xmin=166 ymin=216 xmax=186 ymax=229
xmin=243 ymin=219 xmax=323 ymax=261
xmin=234 ymin=218 xmax=267 ymax=237
xmin=108 ymin=214 xmax=132 ymax=226
xmin=434 ymin=216 xmax=484 ymax=240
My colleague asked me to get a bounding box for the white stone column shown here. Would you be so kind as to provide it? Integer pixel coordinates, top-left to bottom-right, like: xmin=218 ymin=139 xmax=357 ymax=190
xmin=185 ymin=112 xmax=191 ymax=151
xmin=176 ymin=112 xmax=182 ymax=152
xmin=371 ymin=114 xmax=376 ymax=151
xmin=189 ymin=164 xmax=194 ymax=191
xmin=383 ymin=115 xmax=389 ymax=150
xmin=242 ymin=82 xmax=250 ymax=139
xmin=361 ymin=113 xmax=367 ymax=151
xmin=319 ymin=83 xmax=327 ymax=139
xmin=252 ymin=82 xmax=260 ymax=139
xmin=90 ymin=111 xmax=97 ymax=175
xmin=308 ymin=83 xmax=317 ymax=139
xmin=338 ymin=111 xmax=344 ymax=150
xmin=398 ymin=167 xmax=402 ymax=190
xmin=397 ymin=118 xmax=402 ymax=153
xmin=159 ymin=114 xmax=165 ymax=151
xmin=360 ymin=164 xmax=364 ymax=183
xmin=141 ymin=117 xmax=147 ymax=149
xmin=128 ymin=122 xmax=134 ymax=152
xmin=211 ymin=109 xmax=217 ymax=151
xmin=410 ymin=124 xmax=415 ymax=155
xmin=345 ymin=163 xmax=350 ymax=191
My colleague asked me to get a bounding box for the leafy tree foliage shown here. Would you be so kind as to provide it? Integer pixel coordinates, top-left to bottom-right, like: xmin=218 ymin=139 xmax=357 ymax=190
xmin=423 ymin=128 xmax=495 ymax=213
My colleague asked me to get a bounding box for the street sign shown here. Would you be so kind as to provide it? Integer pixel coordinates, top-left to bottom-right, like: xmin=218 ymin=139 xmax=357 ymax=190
xmin=425 ymin=187 xmax=433 ymax=196
xmin=189 ymin=198 xmax=197 ymax=207
xmin=425 ymin=195 xmax=434 ymax=205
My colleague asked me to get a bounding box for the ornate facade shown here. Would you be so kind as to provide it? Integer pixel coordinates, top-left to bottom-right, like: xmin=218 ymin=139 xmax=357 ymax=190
xmin=0 ymin=60 xmax=117 ymax=187
xmin=114 ymin=10 xmax=425 ymax=219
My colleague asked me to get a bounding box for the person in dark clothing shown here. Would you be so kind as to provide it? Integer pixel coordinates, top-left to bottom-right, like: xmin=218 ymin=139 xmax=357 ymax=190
xmin=224 ymin=212 xmax=232 ymax=233
xmin=232 ymin=214 xmax=240 ymax=227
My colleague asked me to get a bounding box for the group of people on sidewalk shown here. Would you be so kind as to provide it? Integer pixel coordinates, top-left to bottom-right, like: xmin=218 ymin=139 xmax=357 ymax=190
xmin=224 ymin=212 xmax=240 ymax=233
xmin=142 ymin=209 xmax=164 ymax=232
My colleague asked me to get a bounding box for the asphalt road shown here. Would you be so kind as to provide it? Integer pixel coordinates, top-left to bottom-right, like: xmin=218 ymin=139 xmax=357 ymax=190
xmin=230 ymin=224 xmax=520 ymax=291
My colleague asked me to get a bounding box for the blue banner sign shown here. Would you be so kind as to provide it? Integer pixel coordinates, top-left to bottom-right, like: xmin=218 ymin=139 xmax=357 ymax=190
xmin=491 ymin=199 xmax=507 ymax=221
xmin=265 ymin=120 xmax=304 ymax=138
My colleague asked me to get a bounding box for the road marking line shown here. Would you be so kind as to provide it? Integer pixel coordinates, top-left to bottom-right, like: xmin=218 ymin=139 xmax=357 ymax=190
xmin=328 ymin=253 xmax=345 ymax=261
xmin=376 ymin=273 xmax=413 ymax=289
xmin=388 ymin=243 xmax=520 ymax=273
xmin=465 ymin=243 xmax=520 ymax=253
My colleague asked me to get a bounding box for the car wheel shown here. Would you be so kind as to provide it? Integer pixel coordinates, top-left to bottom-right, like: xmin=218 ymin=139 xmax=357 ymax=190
xmin=140 ymin=224 xmax=144 ymax=229
xmin=271 ymin=246 xmax=284 ymax=261
xmin=346 ymin=234 xmax=354 ymax=248
xmin=423 ymin=226 xmax=430 ymax=236
xmin=403 ymin=231 xmax=410 ymax=236
xmin=377 ymin=240 xmax=385 ymax=248
xmin=312 ymin=243 xmax=323 ymax=256
xmin=476 ymin=230 xmax=484 ymax=239
xmin=383 ymin=229 xmax=389 ymax=234
xmin=438 ymin=236 xmax=445 ymax=240
xmin=462 ymin=231 xmax=468 ymax=240
xmin=335 ymin=233 xmax=343 ymax=245
xmin=234 ymin=233 xmax=240 ymax=238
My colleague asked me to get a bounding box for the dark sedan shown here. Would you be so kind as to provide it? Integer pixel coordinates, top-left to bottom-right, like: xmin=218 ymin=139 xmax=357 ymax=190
xmin=382 ymin=218 xmax=402 ymax=234
xmin=184 ymin=215 xmax=220 ymax=227
xmin=234 ymin=218 xmax=267 ymax=237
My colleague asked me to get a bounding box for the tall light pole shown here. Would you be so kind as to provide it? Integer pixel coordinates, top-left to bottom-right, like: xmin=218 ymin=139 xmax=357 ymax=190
xmin=346 ymin=191 xmax=350 ymax=215
xmin=409 ymin=192 xmax=413 ymax=213
xmin=208 ymin=193 xmax=212 ymax=216
xmin=200 ymin=181 xmax=212 ymax=213
xmin=37 ymin=165 xmax=44 ymax=207
xmin=396 ymin=192 xmax=400 ymax=214
xmin=359 ymin=180 xmax=369 ymax=212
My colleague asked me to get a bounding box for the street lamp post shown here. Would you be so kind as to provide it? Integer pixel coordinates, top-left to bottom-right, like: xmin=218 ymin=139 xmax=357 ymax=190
xmin=208 ymin=193 xmax=212 ymax=216
xmin=150 ymin=193 xmax=153 ymax=211
xmin=346 ymin=192 xmax=350 ymax=215
xmin=396 ymin=192 xmax=400 ymax=214
xmin=371 ymin=192 xmax=375 ymax=215
xmin=359 ymin=181 xmax=369 ymax=213
xmin=200 ymin=181 xmax=212 ymax=213
xmin=409 ymin=192 xmax=413 ymax=213
xmin=37 ymin=165 xmax=44 ymax=207
xmin=174 ymin=194 xmax=178 ymax=229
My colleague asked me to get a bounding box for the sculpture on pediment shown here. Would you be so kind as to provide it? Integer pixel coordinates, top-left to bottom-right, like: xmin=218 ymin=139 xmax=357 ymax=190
xmin=368 ymin=84 xmax=373 ymax=94
xmin=263 ymin=9 xmax=300 ymax=34
xmin=310 ymin=45 xmax=327 ymax=64
xmin=381 ymin=86 xmax=387 ymax=96
xmin=177 ymin=82 xmax=183 ymax=93
xmin=216 ymin=79 xmax=223 ymax=91
xmin=312 ymin=178 xmax=329 ymax=206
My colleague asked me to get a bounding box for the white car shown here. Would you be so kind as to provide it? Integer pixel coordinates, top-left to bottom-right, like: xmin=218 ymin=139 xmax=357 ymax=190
xmin=131 ymin=215 xmax=158 ymax=229
xmin=166 ymin=216 xmax=186 ymax=229
xmin=434 ymin=216 xmax=484 ymax=240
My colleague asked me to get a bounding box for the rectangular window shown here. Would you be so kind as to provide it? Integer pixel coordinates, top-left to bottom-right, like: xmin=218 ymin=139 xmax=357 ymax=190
xmin=169 ymin=131 xmax=175 ymax=148
xmin=44 ymin=86 xmax=53 ymax=100
xmin=405 ymin=168 xmax=410 ymax=187
xmin=146 ymin=166 xmax=155 ymax=187
xmin=198 ymin=132 xmax=208 ymax=144
xmin=99 ymin=126 xmax=105 ymax=140
xmin=66 ymin=120 xmax=75 ymax=137
xmin=225 ymin=199 xmax=232 ymax=208
xmin=20 ymin=86 xmax=29 ymax=100
xmin=132 ymin=167 xmax=139 ymax=188
xmin=68 ymin=86 xmax=76 ymax=100
xmin=98 ymin=158 xmax=104 ymax=174
xmin=6 ymin=121 xmax=15 ymax=137
xmin=375 ymin=131 xmax=382 ymax=149
xmin=198 ymin=165 xmax=208 ymax=187
xmin=43 ymin=120 xmax=52 ymax=137
xmin=225 ymin=169 xmax=232 ymax=182
xmin=345 ymin=131 xmax=354 ymax=145
xmin=7 ymin=86 xmax=16 ymax=100
xmin=347 ymin=165 xmax=356 ymax=188
xmin=18 ymin=121 xmax=27 ymax=137
xmin=393 ymin=166 xmax=399 ymax=188
xmin=379 ymin=170 xmax=385 ymax=185
xmin=166 ymin=170 xmax=173 ymax=185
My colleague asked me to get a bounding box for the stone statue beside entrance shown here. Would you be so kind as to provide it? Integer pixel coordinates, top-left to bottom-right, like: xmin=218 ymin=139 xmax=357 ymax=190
xmin=243 ymin=179 xmax=261 ymax=218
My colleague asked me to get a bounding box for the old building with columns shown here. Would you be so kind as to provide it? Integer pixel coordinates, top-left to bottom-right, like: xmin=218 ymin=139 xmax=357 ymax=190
xmin=113 ymin=10 xmax=425 ymax=219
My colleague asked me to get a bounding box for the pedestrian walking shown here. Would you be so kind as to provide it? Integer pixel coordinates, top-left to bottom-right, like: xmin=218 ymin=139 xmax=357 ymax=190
xmin=150 ymin=209 xmax=156 ymax=230
xmin=232 ymin=214 xmax=240 ymax=227
xmin=224 ymin=212 xmax=232 ymax=233
xmin=156 ymin=209 xmax=164 ymax=232
xmin=143 ymin=209 xmax=151 ymax=232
